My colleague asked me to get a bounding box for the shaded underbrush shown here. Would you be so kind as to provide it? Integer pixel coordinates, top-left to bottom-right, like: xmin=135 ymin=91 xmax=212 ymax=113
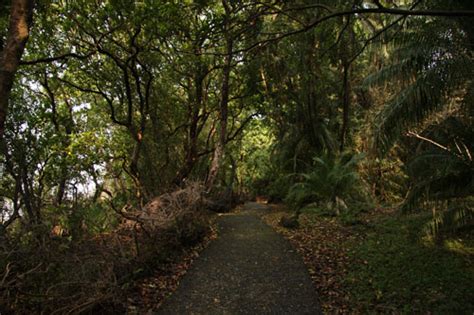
xmin=263 ymin=205 xmax=474 ymax=314
xmin=0 ymin=183 xmax=215 ymax=314
xmin=263 ymin=206 xmax=356 ymax=313
xmin=347 ymin=211 xmax=474 ymax=314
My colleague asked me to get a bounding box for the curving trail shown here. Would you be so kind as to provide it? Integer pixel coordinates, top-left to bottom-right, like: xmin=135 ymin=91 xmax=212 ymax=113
xmin=158 ymin=202 xmax=321 ymax=314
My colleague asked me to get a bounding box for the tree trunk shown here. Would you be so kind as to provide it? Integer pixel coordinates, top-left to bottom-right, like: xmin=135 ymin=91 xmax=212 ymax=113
xmin=339 ymin=15 xmax=354 ymax=153
xmin=175 ymin=56 xmax=206 ymax=186
xmin=339 ymin=61 xmax=351 ymax=152
xmin=0 ymin=0 xmax=34 ymax=144
xmin=130 ymin=132 xmax=145 ymax=202
xmin=207 ymin=0 xmax=233 ymax=190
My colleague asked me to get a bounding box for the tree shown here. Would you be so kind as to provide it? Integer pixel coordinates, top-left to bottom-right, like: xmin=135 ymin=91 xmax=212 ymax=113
xmin=207 ymin=0 xmax=234 ymax=190
xmin=359 ymin=0 xmax=474 ymax=237
xmin=0 ymin=0 xmax=34 ymax=143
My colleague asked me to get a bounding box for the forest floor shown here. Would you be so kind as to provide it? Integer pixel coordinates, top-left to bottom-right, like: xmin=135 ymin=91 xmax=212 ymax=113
xmin=130 ymin=202 xmax=473 ymax=314
xmin=262 ymin=204 xmax=357 ymax=314
xmin=126 ymin=225 xmax=218 ymax=313
xmin=156 ymin=202 xmax=321 ymax=314
xmin=263 ymin=204 xmax=474 ymax=314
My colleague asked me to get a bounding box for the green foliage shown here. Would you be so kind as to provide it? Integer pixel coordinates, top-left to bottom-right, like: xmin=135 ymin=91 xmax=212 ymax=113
xmin=366 ymin=17 xmax=473 ymax=155
xmin=424 ymin=201 xmax=474 ymax=241
xmin=346 ymin=213 xmax=474 ymax=313
xmin=285 ymin=153 xmax=368 ymax=214
xmin=361 ymin=8 xmax=474 ymax=240
xmin=396 ymin=114 xmax=474 ymax=238
xmin=266 ymin=175 xmax=294 ymax=202
xmin=236 ymin=118 xmax=275 ymax=197
xmin=1 ymin=0 xmax=474 ymax=312
xmin=73 ymin=202 xmax=118 ymax=236
xmin=402 ymin=117 xmax=474 ymax=212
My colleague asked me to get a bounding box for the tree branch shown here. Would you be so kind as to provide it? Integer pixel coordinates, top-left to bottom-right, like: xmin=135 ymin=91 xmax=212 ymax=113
xmin=20 ymin=51 xmax=95 ymax=65
xmin=234 ymin=5 xmax=474 ymax=55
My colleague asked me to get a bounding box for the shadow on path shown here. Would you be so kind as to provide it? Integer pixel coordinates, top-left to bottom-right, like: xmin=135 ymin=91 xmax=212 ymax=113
xmin=158 ymin=202 xmax=321 ymax=314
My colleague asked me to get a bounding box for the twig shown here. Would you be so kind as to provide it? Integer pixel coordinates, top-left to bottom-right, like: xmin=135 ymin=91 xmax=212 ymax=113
xmin=407 ymin=131 xmax=449 ymax=151
xmin=0 ymin=262 xmax=12 ymax=286
xmin=460 ymin=140 xmax=472 ymax=161
xmin=406 ymin=131 xmax=468 ymax=161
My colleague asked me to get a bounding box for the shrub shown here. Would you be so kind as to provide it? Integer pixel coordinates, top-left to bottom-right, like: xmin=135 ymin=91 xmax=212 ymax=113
xmin=0 ymin=181 xmax=211 ymax=314
xmin=285 ymin=153 xmax=369 ymax=217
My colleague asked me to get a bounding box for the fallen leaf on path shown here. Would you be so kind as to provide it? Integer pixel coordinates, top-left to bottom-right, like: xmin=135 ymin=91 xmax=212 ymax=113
xmin=263 ymin=207 xmax=360 ymax=314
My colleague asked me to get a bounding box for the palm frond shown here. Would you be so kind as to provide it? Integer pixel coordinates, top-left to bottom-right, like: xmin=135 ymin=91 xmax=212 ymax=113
xmin=375 ymin=79 xmax=443 ymax=154
xmin=406 ymin=153 xmax=466 ymax=178
xmin=374 ymin=55 xmax=472 ymax=155
xmin=366 ymin=16 xmax=473 ymax=155
xmin=400 ymin=110 xmax=474 ymax=213
xmin=424 ymin=202 xmax=474 ymax=240
xmin=285 ymin=153 xmax=365 ymax=210
xmin=402 ymin=169 xmax=473 ymax=212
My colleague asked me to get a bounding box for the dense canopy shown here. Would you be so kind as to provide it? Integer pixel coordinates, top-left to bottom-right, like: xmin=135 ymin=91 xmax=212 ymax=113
xmin=0 ymin=0 xmax=473 ymax=313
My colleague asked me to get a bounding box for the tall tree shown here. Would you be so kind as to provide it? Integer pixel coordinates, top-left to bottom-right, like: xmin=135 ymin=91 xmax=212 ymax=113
xmin=207 ymin=0 xmax=233 ymax=190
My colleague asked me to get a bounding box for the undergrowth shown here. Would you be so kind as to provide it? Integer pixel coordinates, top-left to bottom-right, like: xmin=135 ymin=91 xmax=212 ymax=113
xmin=0 ymin=183 xmax=213 ymax=314
xmin=265 ymin=204 xmax=474 ymax=314
xmin=346 ymin=212 xmax=474 ymax=313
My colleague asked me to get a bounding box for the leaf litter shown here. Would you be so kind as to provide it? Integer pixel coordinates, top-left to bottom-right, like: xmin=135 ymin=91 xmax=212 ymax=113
xmin=262 ymin=205 xmax=359 ymax=314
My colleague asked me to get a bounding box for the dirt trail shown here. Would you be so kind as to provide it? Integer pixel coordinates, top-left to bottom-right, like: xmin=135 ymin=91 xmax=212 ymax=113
xmin=157 ymin=202 xmax=321 ymax=314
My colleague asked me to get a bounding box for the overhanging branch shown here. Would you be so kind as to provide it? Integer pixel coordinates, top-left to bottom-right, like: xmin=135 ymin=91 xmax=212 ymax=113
xmin=20 ymin=51 xmax=95 ymax=65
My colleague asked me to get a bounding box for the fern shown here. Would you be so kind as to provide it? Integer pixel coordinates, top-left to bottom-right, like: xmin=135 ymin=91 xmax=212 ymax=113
xmin=285 ymin=153 xmax=365 ymax=211
xmin=403 ymin=169 xmax=473 ymax=212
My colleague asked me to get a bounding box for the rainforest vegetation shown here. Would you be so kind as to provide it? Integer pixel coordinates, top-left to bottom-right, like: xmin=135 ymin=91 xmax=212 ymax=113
xmin=0 ymin=0 xmax=473 ymax=313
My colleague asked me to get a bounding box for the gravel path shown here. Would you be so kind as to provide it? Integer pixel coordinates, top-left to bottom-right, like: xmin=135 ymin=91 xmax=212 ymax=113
xmin=157 ymin=202 xmax=321 ymax=314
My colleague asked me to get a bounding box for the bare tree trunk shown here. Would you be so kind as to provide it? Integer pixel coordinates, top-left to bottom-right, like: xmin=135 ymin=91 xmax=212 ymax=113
xmin=130 ymin=132 xmax=145 ymax=204
xmin=0 ymin=0 xmax=34 ymax=144
xmin=207 ymin=0 xmax=233 ymax=190
xmin=339 ymin=61 xmax=351 ymax=152
xmin=339 ymin=16 xmax=354 ymax=153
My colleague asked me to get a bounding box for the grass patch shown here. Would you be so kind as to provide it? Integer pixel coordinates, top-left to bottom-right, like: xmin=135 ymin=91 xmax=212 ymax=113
xmin=346 ymin=213 xmax=474 ymax=313
xmin=264 ymin=204 xmax=473 ymax=313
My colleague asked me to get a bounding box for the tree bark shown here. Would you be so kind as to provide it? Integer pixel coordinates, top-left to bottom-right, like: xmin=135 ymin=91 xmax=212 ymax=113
xmin=0 ymin=0 xmax=34 ymax=144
